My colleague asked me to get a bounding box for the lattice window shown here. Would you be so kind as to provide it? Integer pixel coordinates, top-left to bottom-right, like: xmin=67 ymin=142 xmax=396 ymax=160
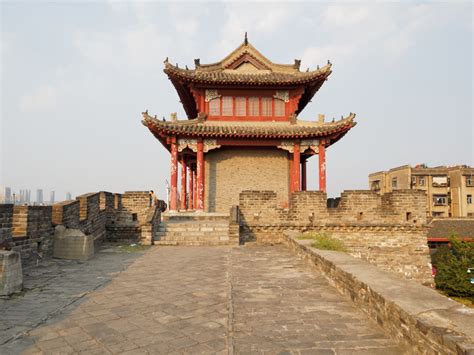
xmin=261 ymin=97 xmax=272 ymax=116
xmin=235 ymin=97 xmax=246 ymax=117
xmin=248 ymin=97 xmax=259 ymax=116
xmin=222 ymin=96 xmax=233 ymax=116
xmin=209 ymin=98 xmax=220 ymax=116
xmin=274 ymin=99 xmax=285 ymax=117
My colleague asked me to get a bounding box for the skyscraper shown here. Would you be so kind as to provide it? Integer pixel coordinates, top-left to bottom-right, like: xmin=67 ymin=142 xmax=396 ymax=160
xmin=5 ymin=187 xmax=11 ymax=203
xmin=36 ymin=189 xmax=43 ymax=205
xmin=50 ymin=191 xmax=55 ymax=204
xmin=25 ymin=189 xmax=31 ymax=203
xmin=66 ymin=192 xmax=72 ymax=200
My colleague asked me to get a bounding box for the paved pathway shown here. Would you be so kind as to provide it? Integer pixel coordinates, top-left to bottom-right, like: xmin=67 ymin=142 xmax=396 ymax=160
xmin=1 ymin=246 xmax=406 ymax=354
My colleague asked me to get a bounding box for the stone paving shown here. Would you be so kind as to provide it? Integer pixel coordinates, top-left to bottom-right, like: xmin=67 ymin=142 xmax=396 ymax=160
xmin=1 ymin=245 xmax=407 ymax=354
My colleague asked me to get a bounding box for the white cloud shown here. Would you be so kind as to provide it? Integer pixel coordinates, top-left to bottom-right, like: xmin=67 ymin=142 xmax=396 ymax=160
xmin=19 ymin=85 xmax=58 ymax=113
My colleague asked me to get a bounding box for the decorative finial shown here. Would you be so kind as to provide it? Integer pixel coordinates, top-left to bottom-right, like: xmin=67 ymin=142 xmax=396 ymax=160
xmin=332 ymin=118 xmax=335 ymax=122
xmin=164 ymin=57 xmax=168 ymax=63
xmin=341 ymin=115 xmax=343 ymax=119
xmin=185 ymin=65 xmax=189 ymax=70
xmin=327 ymin=59 xmax=332 ymax=65
xmin=317 ymin=65 xmax=320 ymax=70
xmin=244 ymin=32 xmax=248 ymax=45
xmin=154 ymin=114 xmax=157 ymax=119
xmin=306 ymin=68 xmax=309 ymax=72
xmin=162 ymin=116 xmax=165 ymax=121
xmin=294 ymin=59 xmax=301 ymax=70
xmin=145 ymin=109 xmax=148 ymax=115
xmin=175 ymin=63 xmax=178 ymax=68
xmin=194 ymin=58 xmax=200 ymax=67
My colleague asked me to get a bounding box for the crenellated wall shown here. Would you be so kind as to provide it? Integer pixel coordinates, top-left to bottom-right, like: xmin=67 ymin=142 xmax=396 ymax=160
xmin=0 ymin=191 xmax=165 ymax=267
xmin=238 ymin=190 xmax=432 ymax=283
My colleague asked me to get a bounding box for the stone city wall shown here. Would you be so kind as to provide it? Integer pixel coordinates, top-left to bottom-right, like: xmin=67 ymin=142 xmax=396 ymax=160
xmin=0 ymin=191 xmax=164 ymax=267
xmin=238 ymin=190 xmax=432 ymax=283
xmin=283 ymin=233 xmax=473 ymax=354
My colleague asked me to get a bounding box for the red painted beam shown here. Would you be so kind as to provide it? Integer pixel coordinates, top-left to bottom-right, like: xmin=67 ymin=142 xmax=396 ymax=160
xmin=293 ymin=142 xmax=300 ymax=192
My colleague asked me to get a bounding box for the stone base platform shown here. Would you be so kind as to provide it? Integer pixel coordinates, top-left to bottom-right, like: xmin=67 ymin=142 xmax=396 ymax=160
xmin=155 ymin=212 xmax=239 ymax=246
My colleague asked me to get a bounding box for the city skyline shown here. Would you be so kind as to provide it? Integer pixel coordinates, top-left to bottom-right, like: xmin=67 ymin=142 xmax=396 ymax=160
xmin=1 ymin=2 xmax=472 ymax=199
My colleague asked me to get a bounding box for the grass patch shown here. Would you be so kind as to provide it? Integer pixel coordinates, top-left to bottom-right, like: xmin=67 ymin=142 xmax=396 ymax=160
xmin=296 ymin=232 xmax=347 ymax=252
xmin=117 ymin=244 xmax=151 ymax=253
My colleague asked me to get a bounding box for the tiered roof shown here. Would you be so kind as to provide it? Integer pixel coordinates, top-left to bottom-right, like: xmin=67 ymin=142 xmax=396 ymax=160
xmin=164 ymin=39 xmax=332 ymax=118
xmin=142 ymin=112 xmax=356 ymax=149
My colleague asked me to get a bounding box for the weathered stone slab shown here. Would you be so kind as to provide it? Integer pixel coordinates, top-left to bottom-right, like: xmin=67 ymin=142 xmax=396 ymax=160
xmin=0 ymin=250 xmax=22 ymax=296
xmin=53 ymin=226 xmax=94 ymax=260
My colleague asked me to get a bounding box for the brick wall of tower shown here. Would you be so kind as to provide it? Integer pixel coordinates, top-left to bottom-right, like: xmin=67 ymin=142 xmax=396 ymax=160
xmin=0 ymin=204 xmax=14 ymax=248
xmin=205 ymin=148 xmax=290 ymax=213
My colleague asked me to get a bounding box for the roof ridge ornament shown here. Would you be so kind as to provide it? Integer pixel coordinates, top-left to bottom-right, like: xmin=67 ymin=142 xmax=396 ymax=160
xmin=244 ymin=32 xmax=248 ymax=45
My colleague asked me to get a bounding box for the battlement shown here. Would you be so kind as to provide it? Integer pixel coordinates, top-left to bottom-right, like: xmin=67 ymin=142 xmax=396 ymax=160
xmin=0 ymin=191 xmax=165 ymax=266
xmin=238 ymin=189 xmax=432 ymax=283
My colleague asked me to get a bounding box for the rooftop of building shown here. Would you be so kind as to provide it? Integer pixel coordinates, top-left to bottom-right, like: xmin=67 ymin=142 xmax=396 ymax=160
xmin=164 ymin=35 xmax=333 ymax=119
xmin=428 ymin=218 xmax=474 ymax=238
xmin=142 ymin=112 xmax=356 ymax=149
xmin=369 ymin=164 xmax=474 ymax=178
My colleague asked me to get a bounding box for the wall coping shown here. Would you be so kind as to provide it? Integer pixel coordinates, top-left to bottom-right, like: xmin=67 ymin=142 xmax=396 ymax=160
xmin=283 ymin=231 xmax=474 ymax=353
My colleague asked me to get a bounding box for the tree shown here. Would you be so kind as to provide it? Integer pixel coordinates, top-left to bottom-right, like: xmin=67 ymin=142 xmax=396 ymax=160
xmin=433 ymin=235 xmax=474 ymax=298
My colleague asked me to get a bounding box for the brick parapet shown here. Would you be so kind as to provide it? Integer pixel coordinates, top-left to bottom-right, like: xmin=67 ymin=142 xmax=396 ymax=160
xmin=239 ymin=190 xmax=433 ymax=282
xmin=0 ymin=204 xmax=14 ymax=248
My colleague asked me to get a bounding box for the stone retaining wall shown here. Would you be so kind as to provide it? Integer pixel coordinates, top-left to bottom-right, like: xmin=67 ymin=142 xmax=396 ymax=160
xmin=283 ymin=232 xmax=474 ymax=354
xmin=238 ymin=190 xmax=433 ymax=283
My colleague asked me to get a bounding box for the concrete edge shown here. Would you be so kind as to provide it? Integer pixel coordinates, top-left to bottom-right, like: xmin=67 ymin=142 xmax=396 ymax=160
xmin=282 ymin=231 xmax=474 ymax=354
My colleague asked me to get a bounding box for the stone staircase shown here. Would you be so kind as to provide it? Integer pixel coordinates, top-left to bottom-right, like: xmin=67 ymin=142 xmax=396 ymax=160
xmin=154 ymin=212 xmax=239 ymax=246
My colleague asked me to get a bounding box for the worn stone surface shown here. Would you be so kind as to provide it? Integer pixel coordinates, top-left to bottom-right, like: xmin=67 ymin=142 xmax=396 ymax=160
xmin=0 ymin=247 xmax=141 ymax=349
xmin=1 ymin=245 xmax=405 ymax=354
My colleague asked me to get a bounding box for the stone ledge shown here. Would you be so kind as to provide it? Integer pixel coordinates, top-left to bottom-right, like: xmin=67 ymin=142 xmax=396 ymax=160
xmin=282 ymin=231 xmax=474 ymax=354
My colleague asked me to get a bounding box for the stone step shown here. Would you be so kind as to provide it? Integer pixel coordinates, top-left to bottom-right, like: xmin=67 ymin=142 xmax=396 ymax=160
xmin=162 ymin=212 xmax=230 ymax=222
xmin=154 ymin=240 xmax=232 ymax=246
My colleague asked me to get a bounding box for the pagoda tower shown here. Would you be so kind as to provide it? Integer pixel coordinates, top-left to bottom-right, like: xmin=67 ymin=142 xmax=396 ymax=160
xmin=142 ymin=37 xmax=356 ymax=212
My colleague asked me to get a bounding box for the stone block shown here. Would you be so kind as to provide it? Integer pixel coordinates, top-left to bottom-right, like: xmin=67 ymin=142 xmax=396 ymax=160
xmin=53 ymin=226 xmax=94 ymax=261
xmin=0 ymin=250 xmax=23 ymax=296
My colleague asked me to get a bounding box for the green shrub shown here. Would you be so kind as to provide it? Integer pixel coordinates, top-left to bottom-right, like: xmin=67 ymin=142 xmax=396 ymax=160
xmin=433 ymin=235 xmax=474 ymax=298
xmin=297 ymin=232 xmax=346 ymax=252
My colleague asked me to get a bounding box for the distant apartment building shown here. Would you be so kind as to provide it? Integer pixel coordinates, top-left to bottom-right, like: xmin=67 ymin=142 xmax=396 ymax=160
xmin=66 ymin=192 xmax=72 ymax=200
xmin=369 ymin=165 xmax=474 ymax=217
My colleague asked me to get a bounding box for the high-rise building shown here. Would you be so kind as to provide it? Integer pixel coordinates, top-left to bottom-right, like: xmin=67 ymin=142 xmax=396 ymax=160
xmin=25 ymin=189 xmax=31 ymax=203
xmin=36 ymin=189 xmax=43 ymax=205
xmin=50 ymin=191 xmax=55 ymax=204
xmin=5 ymin=187 xmax=11 ymax=203
xmin=66 ymin=192 xmax=72 ymax=200
xmin=19 ymin=189 xmax=26 ymax=204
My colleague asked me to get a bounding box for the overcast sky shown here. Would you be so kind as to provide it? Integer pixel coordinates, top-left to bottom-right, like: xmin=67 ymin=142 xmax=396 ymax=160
xmin=1 ymin=1 xmax=473 ymax=200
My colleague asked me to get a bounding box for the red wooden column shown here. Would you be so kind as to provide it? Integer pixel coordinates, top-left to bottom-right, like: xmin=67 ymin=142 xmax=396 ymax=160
xmin=293 ymin=142 xmax=301 ymax=192
xmin=180 ymin=157 xmax=187 ymax=210
xmin=319 ymin=141 xmax=326 ymax=192
xmin=197 ymin=139 xmax=205 ymax=211
xmin=187 ymin=165 xmax=193 ymax=210
xmin=301 ymin=158 xmax=307 ymax=191
xmin=192 ymin=169 xmax=197 ymax=209
xmin=169 ymin=137 xmax=178 ymax=211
